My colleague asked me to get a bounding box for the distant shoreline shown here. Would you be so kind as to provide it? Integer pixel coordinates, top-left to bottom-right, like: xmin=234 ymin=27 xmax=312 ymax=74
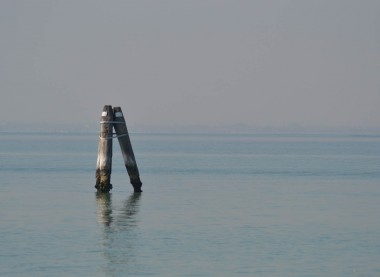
xmin=1 ymin=126 xmax=380 ymax=137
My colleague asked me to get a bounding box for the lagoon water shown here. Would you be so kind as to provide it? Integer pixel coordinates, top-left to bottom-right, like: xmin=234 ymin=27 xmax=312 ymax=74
xmin=1 ymin=132 xmax=380 ymax=276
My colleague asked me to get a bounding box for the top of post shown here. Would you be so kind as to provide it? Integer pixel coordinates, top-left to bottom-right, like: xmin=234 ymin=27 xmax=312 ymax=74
xmin=100 ymin=105 xmax=114 ymax=125
xmin=113 ymin=107 xmax=126 ymax=122
xmin=101 ymin=105 xmax=113 ymax=120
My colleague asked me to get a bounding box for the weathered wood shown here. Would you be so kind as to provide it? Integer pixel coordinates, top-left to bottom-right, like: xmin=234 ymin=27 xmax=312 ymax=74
xmin=95 ymin=105 xmax=113 ymax=193
xmin=113 ymin=107 xmax=142 ymax=192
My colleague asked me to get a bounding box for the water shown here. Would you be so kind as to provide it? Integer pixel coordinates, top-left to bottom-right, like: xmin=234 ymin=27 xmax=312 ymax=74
xmin=1 ymin=132 xmax=380 ymax=276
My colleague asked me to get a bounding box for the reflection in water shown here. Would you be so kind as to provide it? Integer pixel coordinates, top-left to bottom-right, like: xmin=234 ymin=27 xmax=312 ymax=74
xmin=96 ymin=192 xmax=113 ymax=226
xmin=117 ymin=193 xmax=141 ymax=227
xmin=95 ymin=192 xmax=142 ymax=276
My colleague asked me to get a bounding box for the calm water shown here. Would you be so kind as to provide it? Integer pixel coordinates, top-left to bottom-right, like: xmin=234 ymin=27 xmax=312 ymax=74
xmin=0 ymin=132 xmax=379 ymax=276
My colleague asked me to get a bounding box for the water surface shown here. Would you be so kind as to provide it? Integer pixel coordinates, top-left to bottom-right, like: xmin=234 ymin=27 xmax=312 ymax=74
xmin=1 ymin=132 xmax=379 ymax=276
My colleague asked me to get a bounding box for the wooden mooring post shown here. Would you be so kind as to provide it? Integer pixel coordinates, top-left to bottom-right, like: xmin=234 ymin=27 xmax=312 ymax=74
xmin=95 ymin=105 xmax=114 ymax=193
xmin=113 ymin=107 xmax=142 ymax=192
xmin=95 ymin=105 xmax=142 ymax=193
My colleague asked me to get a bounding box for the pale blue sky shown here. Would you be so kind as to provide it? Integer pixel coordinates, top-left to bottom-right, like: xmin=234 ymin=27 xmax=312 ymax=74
xmin=1 ymin=0 xmax=379 ymax=131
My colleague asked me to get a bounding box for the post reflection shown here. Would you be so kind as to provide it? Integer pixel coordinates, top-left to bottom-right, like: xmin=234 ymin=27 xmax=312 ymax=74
xmin=95 ymin=192 xmax=142 ymax=275
xmin=96 ymin=192 xmax=113 ymax=226
xmin=117 ymin=192 xmax=142 ymax=227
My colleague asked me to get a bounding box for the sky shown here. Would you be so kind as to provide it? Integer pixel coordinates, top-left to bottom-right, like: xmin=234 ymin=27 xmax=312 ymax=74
xmin=1 ymin=0 xmax=379 ymax=132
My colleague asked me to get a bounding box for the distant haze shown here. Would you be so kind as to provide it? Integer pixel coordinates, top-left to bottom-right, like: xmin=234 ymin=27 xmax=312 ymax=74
xmin=1 ymin=0 xmax=379 ymax=132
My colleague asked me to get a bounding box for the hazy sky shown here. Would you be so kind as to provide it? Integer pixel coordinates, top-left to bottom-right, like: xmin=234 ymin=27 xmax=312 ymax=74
xmin=1 ymin=0 xmax=379 ymax=131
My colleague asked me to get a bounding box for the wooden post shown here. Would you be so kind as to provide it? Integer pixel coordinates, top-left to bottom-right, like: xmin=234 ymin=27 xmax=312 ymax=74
xmin=113 ymin=107 xmax=142 ymax=192
xmin=95 ymin=105 xmax=113 ymax=193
